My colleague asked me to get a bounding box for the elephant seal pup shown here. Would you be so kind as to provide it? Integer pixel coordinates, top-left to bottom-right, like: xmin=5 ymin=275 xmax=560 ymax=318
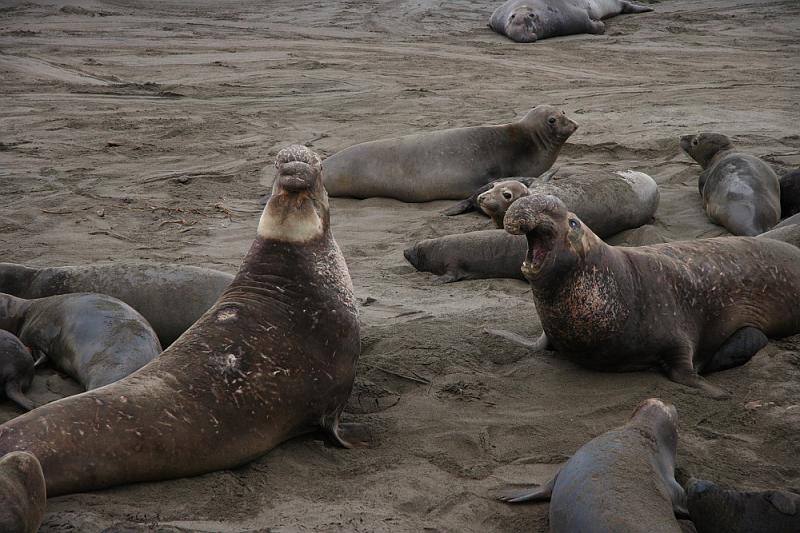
xmin=441 ymin=169 xmax=557 ymax=217
xmin=0 ymin=262 xmax=233 ymax=347
xmin=680 ymin=133 xmax=780 ymax=236
xmin=489 ymin=0 xmax=653 ymax=43
xmin=0 ymin=145 xmax=363 ymax=497
xmin=0 ymin=451 xmax=46 ymax=533
xmin=686 ymin=478 xmax=800 ymax=533
xmin=501 ymin=194 xmax=800 ymax=397
xmin=0 ymin=293 xmax=162 ymax=391
xmin=323 ymin=105 xmax=578 ymax=202
xmin=0 ymin=331 xmax=35 ymax=411
xmin=780 ymin=169 xmax=800 ymax=217
xmin=498 ymin=398 xmax=688 ymax=532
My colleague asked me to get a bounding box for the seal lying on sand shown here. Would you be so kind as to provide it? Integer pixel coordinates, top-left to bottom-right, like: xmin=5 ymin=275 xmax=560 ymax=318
xmin=0 ymin=262 xmax=233 ymax=347
xmin=780 ymin=168 xmax=800 ymax=217
xmin=680 ymin=133 xmax=780 ymax=236
xmin=0 ymin=331 xmax=35 ymax=411
xmin=498 ymin=398 xmax=688 ymax=532
xmin=0 ymin=293 xmax=162 ymax=391
xmin=686 ymin=478 xmax=800 ymax=533
xmin=489 ymin=0 xmax=653 ymax=43
xmin=441 ymin=169 xmax=558 ymax=217
xmin=758 ymin=212 xmax=800 ymax=248
xmin=0 ymin=145 xmax=364 ymax=499
xmin=497 ymin=194 xmax=800 ymax=397
xmin=0 ymin=451 xmax=46 ymax=533
xmin=323 ymin=105 xmax=577 ymax=202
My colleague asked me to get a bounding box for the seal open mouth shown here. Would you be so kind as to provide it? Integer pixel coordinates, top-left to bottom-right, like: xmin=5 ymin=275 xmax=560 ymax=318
xmin=522 ymin=226 xmax=554 ymax=277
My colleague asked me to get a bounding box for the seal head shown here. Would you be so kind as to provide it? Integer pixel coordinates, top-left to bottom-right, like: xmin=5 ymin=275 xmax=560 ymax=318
xmin=477 ymin=180 xmax=531 ymax=228
xmin=680 ymin=133 xmax=733 ymax=172
xmin=505 ymin=5 xmax=539 ymax=42
xmin=521 ymin=106 xmax=578 ymax=144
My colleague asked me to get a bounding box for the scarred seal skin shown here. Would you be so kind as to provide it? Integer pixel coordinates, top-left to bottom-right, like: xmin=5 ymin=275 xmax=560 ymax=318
xmin=323 ymin=105 xmax=577 ymax=202
xmin=0 ymin=331 xmax=35 ymax=412
xmin=498 ymin=398 xmax=688 ymax=533
xmin=0 ymin=145 xmax=363 ymax=497
xmin=0 ymin=451 xmax=46 ymax=533
xmin=504 ymin=194 xmax=800 ymax=397
xmin=489 ymin=0 xmax=653 ymax=43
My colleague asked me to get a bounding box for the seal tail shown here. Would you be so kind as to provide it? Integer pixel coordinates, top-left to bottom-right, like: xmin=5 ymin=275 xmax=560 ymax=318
xmin=620 ymin=1 xmax=654 ymax=13
xmin=4 ymin=382 xmax=36 ymax=411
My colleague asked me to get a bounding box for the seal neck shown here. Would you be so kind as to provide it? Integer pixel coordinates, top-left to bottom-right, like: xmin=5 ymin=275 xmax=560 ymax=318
xmin=0 ymin=294 xmax=31 ymax=333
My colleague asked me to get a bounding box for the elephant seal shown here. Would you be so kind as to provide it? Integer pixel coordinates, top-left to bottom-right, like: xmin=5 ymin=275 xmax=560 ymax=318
xmin=0 ymin=331 xmax=35 ymax=411
xmin=441 ymin=169 xmax=557 ymax=217
xmin=323 ymin=105 xmax=578 ymax=202
xmin=680 ymin=133 xmax=780 ymax=236
xmin=780 ymin=168 xmax=800 ymax=217
xmin=758 ymin=213 xmax=800 ymax=248
xmin=0 ymin=145 xmax=364 ymax=497
xmin=686 ymin=478 xmax=800 ymax=533
xmin=499 ymin=194 xmax=800 ymax=397
xmin=0 ymin=262 xmax=232 ymax=347
xmin=0 ymin=292 xmax=162 ymax=391
xmin=498 ymin=398 xmax=688 ymax=532
xmin=0 ymin=451 xmax=46 ymax=533
xmin=489 ymin=0 xmax=653 ymax=43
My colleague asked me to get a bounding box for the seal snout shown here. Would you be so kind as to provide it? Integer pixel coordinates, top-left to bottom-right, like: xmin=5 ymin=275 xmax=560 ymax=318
xmin=403 ymin=245 xmax=419 ymax=267
xmin=503 ymin=194 xmax=567 ymax=236
xmin=632 ymin=397 xmax=678 ymax=425
xmin=274 ymin=145 xmax=323 ymax=192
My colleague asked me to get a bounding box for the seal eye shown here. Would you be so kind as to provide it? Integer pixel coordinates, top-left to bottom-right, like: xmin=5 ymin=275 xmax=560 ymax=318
xmin=510 ymin=14 xmax=515 ymax=19
xmin=502 ymin=191 xmax=513 ymax=200
xmin=569 ymin=219 xmax=579 ymax=229
xmin=548 ymin=117 xmax=556 ymax=124
xmin=692 ymin=138 xmax=699 ymax=146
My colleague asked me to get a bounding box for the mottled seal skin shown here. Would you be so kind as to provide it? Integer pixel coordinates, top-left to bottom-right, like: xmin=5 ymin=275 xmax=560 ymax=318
xmin=780 ymin=169 xmax=800 ymax=217
xmin=498 ymin=398 xmax=688 ymax=533
xmin=0 ymin=145 xmax=363 ymax=497
xmin=489 ymin=0 xmax=653 ymax=43
xmin=680 ymin=133 xmax=780 ymax=236
xmin=0 ymin=331 xmax=35 ymax=411
xmin=323 ymin=105 xmax=577 ymax=202
xmin=503 ymin=194 xmax=800 ymax=397
xmin=0 ymin=451 xmax=46 ymax=533
xmin=0 ymin=292 xmax=162 ymax=391
xmin=686 ymin=478 xmax=800 ymax=533
xmin=441 ymin=168 xmax=558 ymax=217
xmin=0 ymin=262 xmax=233 ymax=347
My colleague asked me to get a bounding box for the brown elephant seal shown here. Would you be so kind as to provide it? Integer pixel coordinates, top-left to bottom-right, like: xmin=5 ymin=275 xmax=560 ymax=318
xmin=0 ymin=262 xmax=233 ymax=347
xmin=0 ymin=292 xmax=162 ymax=391
xmin=489 ymin=0 xmax=653 ymax=43
xmin=680 ymin=133 xmax=780 ymax=236
xmin=441 ymin=168 xmax=557 ymax=217
xmin=0 ymin=145 xmax=364 ymax=497
xmin=323 ymin=105 xmax=578 ymax=202
xmin=498 ymin=398 xmax=688 ymax=532
xmin=0 ymin=331 xmax=35 ymax=411
xmin=499 ymin=194 xmax=800 ymax=397
xmin=0 ymin=451 xmax=46 ymax=533
xmin=686 ymin=478 xmax=800 ymax=533
xmin=780 ymin=168 xmax=800 ymax=217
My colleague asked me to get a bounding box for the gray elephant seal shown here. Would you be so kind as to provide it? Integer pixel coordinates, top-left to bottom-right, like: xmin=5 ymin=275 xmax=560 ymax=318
xmin=489 ymin=0 xmax=653 ymax=43
xmin=758 ymin=212 xmax=800 ymax=248
xmin=0 ymin=292 xmax=162 ymax=391
xmin=780 ymin=168 xmax=800 ymax=217
xmin=441 ymin=169 xmax=557 ymax=217
xmin=500 ymin=194 xmax=800 ymax=397
xmin=0 ymin=262 xmax=233 ymax=347
xmin=0 ymin=145 xmax=363 ymax=498
xmin=686 ymin=478 xmax=800 ymax=533
xmin=0 ymin=331 xmax=35 ymax=411
xmin=406 ymin=170 xmax=658 ymax=283
xmin=680 ymin=133 xmax=780 ymax=236
xmin=0 ymin=451 xmax=46 ymax=533
xmin=498 ymin=398 xmax=688 ymax=532
xmin=323 ymin=105 xmax=578 ymax=202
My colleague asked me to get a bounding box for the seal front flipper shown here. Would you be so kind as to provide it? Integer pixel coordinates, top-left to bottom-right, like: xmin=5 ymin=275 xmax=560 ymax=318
xmin=441 ymin=199 xmax=476 ymax=216
xmin=483 ymin=329 xmax=549 ymax=351
xmin=4 ymin=382 xmax=36 ymax=411
xmin=322 ymin=414 xmax=371 ymax=449
xmin=496 ymin=475 xmax=557 ymax=503
xmin=664 ymin=357 xmax=730 ymax=399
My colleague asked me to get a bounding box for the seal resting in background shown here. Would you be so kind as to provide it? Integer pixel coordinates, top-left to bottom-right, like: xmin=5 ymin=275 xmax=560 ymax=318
xmin=0 ymin=451 xmax=46 ymax=533
xmin=0 ymin=145 xmax=364 ymax=497
xmin=497 ymin=194 xmax=800 ymax=397
xmin=323 ymin=105 xmax=577 ymax=202
xmin=0 ymin=262 xmax=233 ymax=347
xmin=0 ymin=292 xmax=162 ymax=391
xmin=758 ymin=212 xmax=800 ymax=248
xmin=680 ymin=133 xmax=780 ymax=236
xmin=498 ymin=398 xmax=688 ymax=532
xmin=686 ymin=478 xmax=800 ymax=533
xmin=780 ymin=168 xmax=800 ymax=217
xmin=0 ymin=331 xmax=35 ymax=411
xmin=441 ymin=168 xmax=558 ymax=217
xmin=489 ymin=0 xmax=653 ymax=43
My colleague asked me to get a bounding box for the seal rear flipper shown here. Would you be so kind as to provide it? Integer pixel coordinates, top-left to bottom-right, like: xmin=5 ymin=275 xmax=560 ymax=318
xmin=4 ymin=382 xmax=36 ymax=411
xmin=496 ymin=475 xmax=557 ymax=504
xmin=483 ymin=329 xmax=549 ymax=351
xmin=321 ymin=414 xmax=371 ymax=449
xmin=700 ymin=327 xmax=767 ymax=374
xmin=620 ymin=1 xmax=654 ymax=14
xmin=441 ymin=199 xmax=476 ymax=216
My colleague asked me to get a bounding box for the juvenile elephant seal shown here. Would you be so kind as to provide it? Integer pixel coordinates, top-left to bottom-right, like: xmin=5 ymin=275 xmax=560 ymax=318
xmin=0 ymin=292 xmax=162 ymax=391
xmin=0 ymin=145 xmax=364 ymax=497
xmin=0 ymin=451 xmax=46 ymax=533
xmin=0 ymin=331 xmax=35 ymax=411
xmin=0 ymin=262 xmax=233 ymax=347
xmin=489 ymin=0 xmax=653 ymax=43
xmin=323 ymin=105 xmax=578 ymax=202
xmin=686 ymin=478 xmax=800 ymax=533
xmin=680 ymin=133 xmax=780 ymax=236
xmin=441 ymin=168 xmax=557 ymax=217
xmin=498 ymin=398 xmax=688 ymax=532
xmin=500 ymin=194 xmax=800 ymax=397
xmin=780 ymin=168 xmax=800 ymax=217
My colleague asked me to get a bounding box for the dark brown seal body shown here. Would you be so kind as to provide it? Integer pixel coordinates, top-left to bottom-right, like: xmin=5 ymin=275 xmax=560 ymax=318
xmin=680 ymin=133 xmax=780 ymax=236
xmin=498 ymin=398 xmax=687 ymax=532
xmin=323 ymin=105 xmax=577 ymax=202
xmin=0 ymin=262 xmax=233 ymax=347
xmin=503 ymin=194 xmax=800 ymax=397
xmin=0 ymin=292 xmax=162 ymax=391
xmin=0 ymin=451 xmax=46 ymax=533
xmin=0 ymin=331 xmax=35 ymax=411
xmin=779 ymin=168 xmax=800 ymax=217
xmin=0 ymin=145 xmax=362 ymax=497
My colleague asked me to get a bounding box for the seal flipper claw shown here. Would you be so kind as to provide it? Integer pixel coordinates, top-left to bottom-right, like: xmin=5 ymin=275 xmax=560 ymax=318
xmin=32 ymin=349 xmax=47 ymax=368
xmin=483 ymin=329 xmax=549 ymax=351
xmin=497 ymin=475 xmax=556 ymax=503
xmin=4 ymin=382 xmax=36 ymax=411
xmin=325 ymin=419 xmax=371 ymax=449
